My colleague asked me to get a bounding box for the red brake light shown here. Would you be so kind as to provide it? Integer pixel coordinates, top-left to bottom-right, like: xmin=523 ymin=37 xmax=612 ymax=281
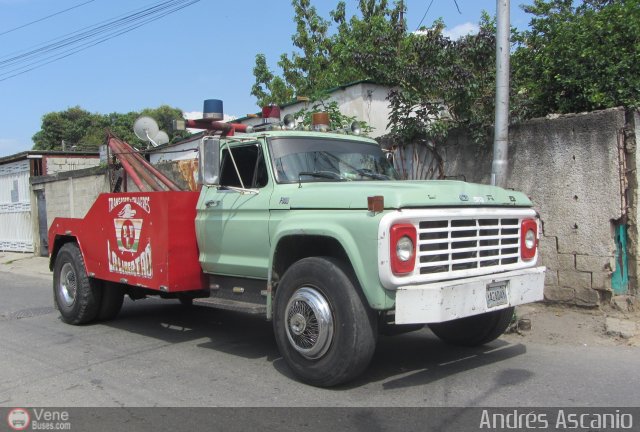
xmin=390 ymin=224 xmax=417 ymax=275
xmin=520 ymin=219 xmax=538 ymax=260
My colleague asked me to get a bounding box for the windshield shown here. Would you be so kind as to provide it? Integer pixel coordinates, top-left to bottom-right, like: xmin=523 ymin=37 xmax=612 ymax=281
xmin=268 ymin=136 xmax=399 ymax=183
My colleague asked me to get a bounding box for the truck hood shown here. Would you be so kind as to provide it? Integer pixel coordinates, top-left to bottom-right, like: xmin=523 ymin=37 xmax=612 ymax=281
xmin=281 ymin=180 xmax=532 ymax=209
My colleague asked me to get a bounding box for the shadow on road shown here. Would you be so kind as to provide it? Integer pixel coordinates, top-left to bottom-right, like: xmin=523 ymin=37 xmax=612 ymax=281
xmin=106 ymin=299 xmax=529 ymax=389
xmin=361 ymin=333 xmax=528 ymax=390
xmin=106 ymin=299 xmax=279 ymax=360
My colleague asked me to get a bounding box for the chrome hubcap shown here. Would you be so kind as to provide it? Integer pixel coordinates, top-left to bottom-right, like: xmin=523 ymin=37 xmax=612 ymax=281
xmin=285 ymin=287 xmax=334 ymax=359
xmin=58 ymin=262 xmax=77 ymax=307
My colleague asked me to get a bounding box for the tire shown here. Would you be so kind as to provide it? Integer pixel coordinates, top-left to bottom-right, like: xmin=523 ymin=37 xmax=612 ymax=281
xmin=428 ymin=307 xmax=515 ymax=347
xmin=53 ymin=243 xmax=102 ymax=325
xmin=98 ymin=282 xmax=125 ymax=321
xmin=273 ymin=257 xmax=377 ymax=387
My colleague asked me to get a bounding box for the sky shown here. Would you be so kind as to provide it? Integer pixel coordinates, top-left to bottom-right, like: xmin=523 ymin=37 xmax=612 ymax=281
xmin=0 ymin=0 xmax=534 ymax=157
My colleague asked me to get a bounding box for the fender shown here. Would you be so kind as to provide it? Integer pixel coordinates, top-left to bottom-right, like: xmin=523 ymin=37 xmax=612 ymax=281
xmin=268 ymin=209 xmax=395 ymax=310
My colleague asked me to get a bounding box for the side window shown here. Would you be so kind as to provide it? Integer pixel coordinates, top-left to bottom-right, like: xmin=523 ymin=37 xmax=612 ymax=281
xmin=220 ymin=144 xmax=269 ymax=188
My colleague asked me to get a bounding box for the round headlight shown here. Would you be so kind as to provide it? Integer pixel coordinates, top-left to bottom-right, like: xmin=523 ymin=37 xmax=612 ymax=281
xmin=525 ymin=229 xmax=536 ymax=249
xmin=396 ymin=235 xmax=414 ymax=262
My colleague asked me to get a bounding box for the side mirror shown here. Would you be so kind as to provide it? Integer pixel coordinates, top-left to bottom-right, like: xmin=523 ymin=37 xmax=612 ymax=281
xmin=198 ymin=136 xmax=220 ymax=186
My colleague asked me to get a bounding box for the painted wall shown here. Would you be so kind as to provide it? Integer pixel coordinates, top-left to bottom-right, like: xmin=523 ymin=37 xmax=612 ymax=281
xmin=0 ymin=160 xmax=32 ymax=252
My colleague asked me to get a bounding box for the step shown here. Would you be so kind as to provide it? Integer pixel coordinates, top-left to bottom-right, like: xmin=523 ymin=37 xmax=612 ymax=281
xmin=193 ymin=297 xmax=267 ymax=315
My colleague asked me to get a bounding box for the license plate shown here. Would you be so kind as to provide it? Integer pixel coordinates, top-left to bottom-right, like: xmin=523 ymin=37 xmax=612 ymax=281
xmin=486 ymin=281 xmax=509 ymax=308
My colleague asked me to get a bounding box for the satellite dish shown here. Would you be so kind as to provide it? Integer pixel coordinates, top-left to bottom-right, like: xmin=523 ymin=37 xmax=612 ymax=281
xmin=133 ymin=116 xmax=160 ymax=145
xmin=154 ymin=130 xmax=170 ymax=146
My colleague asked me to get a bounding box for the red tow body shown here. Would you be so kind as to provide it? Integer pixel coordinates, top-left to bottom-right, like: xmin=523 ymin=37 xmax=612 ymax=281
xmin=49 ymin=192 xmax=205 ymax=292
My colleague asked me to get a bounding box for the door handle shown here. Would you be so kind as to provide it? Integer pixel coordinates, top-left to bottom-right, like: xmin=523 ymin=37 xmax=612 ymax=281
xmin=205 ymin=200 xmax=220 ymax=208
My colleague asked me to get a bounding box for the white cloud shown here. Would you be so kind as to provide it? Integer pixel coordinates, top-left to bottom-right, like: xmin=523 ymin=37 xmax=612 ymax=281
xmin=442 ymin=22 xmax=479 ymax=40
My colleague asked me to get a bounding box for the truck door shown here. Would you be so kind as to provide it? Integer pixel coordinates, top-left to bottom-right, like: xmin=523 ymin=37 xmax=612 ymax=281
xmin=197 ymin=142 xmax=272 ymax=278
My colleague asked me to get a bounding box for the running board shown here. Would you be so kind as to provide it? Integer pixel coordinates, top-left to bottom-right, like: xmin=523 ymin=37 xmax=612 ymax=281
xmin=193 ymin=297 xmax=266 ymax=315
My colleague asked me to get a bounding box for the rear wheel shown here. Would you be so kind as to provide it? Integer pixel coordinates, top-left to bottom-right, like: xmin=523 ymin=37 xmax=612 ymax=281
xmin=273 ymin=257 xmax=377 ymax=387
xmin=53 ymin=243 xmax=102 ymax=325
xmin=98 ymin=282 xmax=125 ymax=321
xmin=428 ymin=307 xmax=515 ymax=347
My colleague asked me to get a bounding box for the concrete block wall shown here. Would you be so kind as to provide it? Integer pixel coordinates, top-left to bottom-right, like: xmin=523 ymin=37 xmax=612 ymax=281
xmin=30 ymin=167 xmax=109 ymax=256
xmin=43 ymin=170 xmax=109 ymax=221
xmin=441 ymin=108 xmax=631 ymax=306
xmin=45 ymin=156 xmax=100 ymax=175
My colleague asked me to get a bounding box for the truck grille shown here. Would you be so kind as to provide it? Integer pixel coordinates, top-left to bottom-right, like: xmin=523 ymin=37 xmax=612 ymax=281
xmin=418 ymin=217 xmax=520 ymax=276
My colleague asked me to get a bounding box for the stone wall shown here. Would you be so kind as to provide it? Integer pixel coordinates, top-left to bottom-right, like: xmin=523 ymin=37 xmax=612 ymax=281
xmin=441 ymin=108 xmax=634 ymax=306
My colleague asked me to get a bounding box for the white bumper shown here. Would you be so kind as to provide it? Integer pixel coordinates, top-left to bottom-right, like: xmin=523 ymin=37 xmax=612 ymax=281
xmin=394 ymin=267 xmax=545 ymax=324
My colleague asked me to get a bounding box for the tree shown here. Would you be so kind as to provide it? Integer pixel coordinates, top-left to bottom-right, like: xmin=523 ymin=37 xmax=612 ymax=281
xmin=512 ymin=0 xmax=640 ymax=117
xmin=32 ymin=107 xmax=102 ymax=150
xmin=140 ymin=105 xmax=190 ymax=144
xmin=32 ymin=105 xmax=188 ymax=151
xmin=250 ymin=0 xmax=404 ymax=106
xmin=251 ymin=54 xmax=294 ymax=107
xmin=251 ymin=1 xmax=498 ymax=147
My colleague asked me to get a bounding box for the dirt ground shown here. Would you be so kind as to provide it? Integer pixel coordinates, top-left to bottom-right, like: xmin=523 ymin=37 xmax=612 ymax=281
xmin=503 ymin=298 xmax=640 ymax=347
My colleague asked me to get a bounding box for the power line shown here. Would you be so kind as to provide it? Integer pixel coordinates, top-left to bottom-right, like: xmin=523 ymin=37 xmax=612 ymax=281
xmin=0 ymin=0 xmax=97 ymax=37
xmin=415 ymin=0 xmax=463 ymax=32
xmin=0 ymin=0 xmax=199 ymax=82
xmin=0 ymin=0 xmax=191 ymax=67
xmin=416 ymin=0 xmax=436 ymax=31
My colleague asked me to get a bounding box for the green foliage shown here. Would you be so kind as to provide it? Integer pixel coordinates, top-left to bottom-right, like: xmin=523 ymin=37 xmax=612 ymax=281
xmin=293 ymin=97 xmax=373 ymax=135
xmin=250 ymin=0 xmax=403 ymax=106
xmin=32 ymin=105 xmax=188 ymax=151
xmin=251 ymin=0 xmax=497 ymax=146
xmin=354 ymin=13 xmax=497 ymax=145
xmin=252 ymin=0 xmax=639 ymax=150
xmin=251 ymin=54 xmax=295 ymax=107
xmin=512 ymin=0 xmax=640 ymax=117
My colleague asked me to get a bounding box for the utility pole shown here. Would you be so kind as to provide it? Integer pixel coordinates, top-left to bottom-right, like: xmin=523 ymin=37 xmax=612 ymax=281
xmin=491 ymin=0 xmax=510 ymax=187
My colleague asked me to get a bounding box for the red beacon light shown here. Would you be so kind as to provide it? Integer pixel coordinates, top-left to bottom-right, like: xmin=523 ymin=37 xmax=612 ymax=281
xmin=252 ymin=105 xmax=296 ymax=132
xmin=262 ymin=105 xmax=281 ymax=123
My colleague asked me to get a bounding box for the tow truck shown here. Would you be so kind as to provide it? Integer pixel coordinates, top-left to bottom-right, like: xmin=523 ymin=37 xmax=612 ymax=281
xmin=48 ymin=99 xmax=545 ymax=387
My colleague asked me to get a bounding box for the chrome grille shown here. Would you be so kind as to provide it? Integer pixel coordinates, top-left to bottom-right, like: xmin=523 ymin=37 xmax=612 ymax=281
xmin=418 ymin=217 xmax=520 ymax=276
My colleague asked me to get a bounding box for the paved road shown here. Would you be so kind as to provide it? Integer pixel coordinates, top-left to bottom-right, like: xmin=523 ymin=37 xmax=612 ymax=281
xmin=1 ymin=270 xmax=638 ymax=407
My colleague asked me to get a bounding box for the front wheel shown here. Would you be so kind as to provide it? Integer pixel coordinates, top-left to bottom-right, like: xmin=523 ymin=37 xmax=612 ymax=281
xmin=53 ymin=243 xmax=102 ymax=325
xmin=273 ymin=257 xmax=377 ymax=387
xmin=428 ymin=307 xmax=515 ymax=347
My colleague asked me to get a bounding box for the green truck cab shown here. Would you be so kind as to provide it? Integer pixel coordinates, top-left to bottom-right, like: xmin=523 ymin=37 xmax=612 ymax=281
xmin=195 ymin=129 xmax=545 ymax=386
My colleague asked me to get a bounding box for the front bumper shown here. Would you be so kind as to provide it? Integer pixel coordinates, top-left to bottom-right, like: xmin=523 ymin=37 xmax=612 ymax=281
xmin=394 ymin=267 xmax=545 ymax=324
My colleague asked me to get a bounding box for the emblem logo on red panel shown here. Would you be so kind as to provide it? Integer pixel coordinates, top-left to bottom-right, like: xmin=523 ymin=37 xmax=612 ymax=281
xmin=107 ymin=196 xmax=153 ymax=278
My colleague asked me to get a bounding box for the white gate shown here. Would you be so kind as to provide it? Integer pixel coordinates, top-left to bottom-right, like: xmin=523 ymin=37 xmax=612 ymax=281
xmin=0 ymin=160 xmax=33 ymax=252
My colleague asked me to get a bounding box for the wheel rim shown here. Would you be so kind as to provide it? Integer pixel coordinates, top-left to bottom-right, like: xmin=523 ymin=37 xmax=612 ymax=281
xmin=58 ymin=262 xmax=77 ymax=307
xmin=284 ymin=286 xmax=334 ymax=360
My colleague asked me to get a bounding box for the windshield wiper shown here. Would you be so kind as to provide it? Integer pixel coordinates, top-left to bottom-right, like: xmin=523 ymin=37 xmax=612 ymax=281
xmin=356 ymin=168 xmax=389 ymax=180
xmin=298 ymin=171 xmax=346 ymax=181
xmin=319 ymin=151 xmax=389 ymax=180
